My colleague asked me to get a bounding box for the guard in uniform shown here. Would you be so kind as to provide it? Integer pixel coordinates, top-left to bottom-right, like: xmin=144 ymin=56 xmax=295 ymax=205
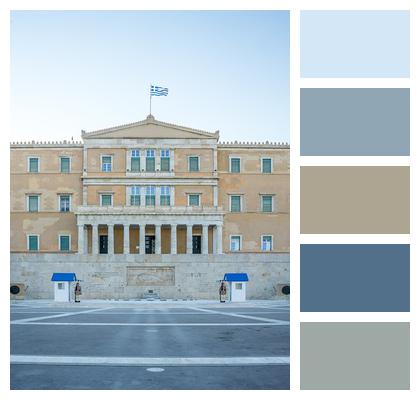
xmin=219 ymin=281 xmax=227 ymax=303
xmin=75 ymin=281 xmax=82 ymax=303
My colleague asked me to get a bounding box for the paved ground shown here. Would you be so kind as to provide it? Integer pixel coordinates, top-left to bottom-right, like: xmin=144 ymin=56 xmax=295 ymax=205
xmin=10 ymin=300 xmax=290 ymax=390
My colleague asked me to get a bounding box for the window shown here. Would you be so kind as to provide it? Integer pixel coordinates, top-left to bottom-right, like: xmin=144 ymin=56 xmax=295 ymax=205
xmin=146 ymin=149 xmax=155 ymax=172
xmin=160 ymin=149 xmax=170 ymax=171
xmin=230 ymin=157 xmax=241 ymax=173
xmin=261 ymin=235 xmax=273 ymax=251
xmin=188 ymin=156 xmax=199 ymax=172
xmin=101 ymin=194 xmax=112 ymax=206
xmin=59 ymin=195 xmax=71 ymax=212
xmin=160 ymin=186 xmax=171 ymax=206
xmin=131 ymin=150 xmax=140 ymax=172
xmin=188 ymin=194 xmax=200 ymax=206
xmin=262 ymin=158 xmax=272 ymax=173
xmin=59 ymin=235 xmax=70 ymax=252
xmin=28 ymin=195 xmax=39 ymax=212
xmin=57 ymin=282 xmax=64 ymax=290
xmin=230 ymin=235 xmax=241 ymax=252
xmin=101 ymin=155 xmax=112 ymax=172
xmin=261 ymin=195 xmax=273 ymax=212
xmin=235 ymin=283 xmax=243 ymax=290
xmin=27 ymin=235 xmax=39 ymax=251
xmin=145 ymin=186 xmax=156 ymax=206
xmin=60 ymin=157 xmax=70 ymax=173
xmin=28 ymin=157 xmax=39 ymax=173
xmin=130 ymin=186 xmax=141 ymax=206
xmin=230 ymin=195 xmax=241 ymax=212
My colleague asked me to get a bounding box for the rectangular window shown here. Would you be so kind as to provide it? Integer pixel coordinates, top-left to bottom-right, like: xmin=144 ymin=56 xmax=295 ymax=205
xmin=28 ymin=235 xmax=39 ymax=251
xmin=60 ymin=157 xmax=70 ymax=173
xmin=188 ymin=194 xmax=200 ymax=206
xmin=261 ymin=235 xmax=273 ymax=251
xmin=131 ymin=149 xmax=140 ymax=172
xmin=262 ymin=158 xmax=272 ymax=173
xmin=188 ymin=156 xmax=199 ymax=172
xmin=235 ymin=283 xmax=243 ymax=290
xmin=28 ymin=195 xmax=39 ymax=212
xmin=130 ymin=186 xmax=141 ymax=206
xmin=160 ymin=186 xmax=171 ymax=206
xmin=28 ymin=157 xmax=39 ymax=173
xmin=230 ymin=235 xmax=241 ymax=252
xmin=57 ymin=282 xmax=64 ymax=290
xmin=262 ymin=195 xmax=273 ymax=212
xmin=146 ymin=149 xmax=155 ymax=172
xmin=59 ymin=195 xmax=71 ymax=212
xmin=145 ymin=186 xmax=156 ymax=206
xmin=101 ymin=155 xmax=112 ymax=172
xmin=59 ymin=235 xmax=70 ymax=252
xmin=230 ymin=195 xmax=241 ymax=212
xmin=230 ymin=157 xmax=241 ymax=173
xmin=101 ymin=194 xmax=112 ymax=206
xmin=160 ymin=149 xmax=170 ymax=171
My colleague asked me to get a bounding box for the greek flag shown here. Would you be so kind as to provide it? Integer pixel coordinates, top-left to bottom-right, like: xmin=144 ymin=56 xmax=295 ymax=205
xmin=150 ymin=85 xmax=168 ymax=96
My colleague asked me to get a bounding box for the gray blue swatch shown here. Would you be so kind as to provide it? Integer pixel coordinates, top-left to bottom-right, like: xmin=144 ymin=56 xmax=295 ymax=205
xmin=300 ymin=88 xmax=410 ymax=156
xmin=301 ymin=10 xmax=410 ymax=77
xmin=300 ymin=244 xmax=410 ymax=312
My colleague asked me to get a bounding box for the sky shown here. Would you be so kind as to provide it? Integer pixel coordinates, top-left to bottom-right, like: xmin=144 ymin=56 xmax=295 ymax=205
xmin=10 ymin=11 xmax=290 ymax=143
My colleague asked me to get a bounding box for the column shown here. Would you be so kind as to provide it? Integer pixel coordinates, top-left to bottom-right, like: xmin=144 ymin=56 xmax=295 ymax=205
xmin=84 ymin=226 xmax=88 ymax=254
xmin=213 ymin=186 xmax=218 ymax=207
xmin=216 ymin=224 xmax=223 ymax=254
xmin=155 ymin=224 xmax=161 ymax=254
xmin=139 ymin=224 xmax=145 ymax=255
xmin=170 ymin=224 xmax=177 ymax=254
xmin=92 ymin=224 xmax=98 ymax=255
xmin=77 ymin=224 xmax=84 ymax=254
xmin=186 ymin=224 xmax=193 ymax=254
xmin=202 ymin=224 xmax=209 ymax=255
xmin=123 ymin=224 xmax=130 ymax=254
xmin=108 ymin=224 xmax=114 ymax=255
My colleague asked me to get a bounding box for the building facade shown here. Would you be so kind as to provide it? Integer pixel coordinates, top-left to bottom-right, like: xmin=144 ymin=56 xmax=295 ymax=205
xmin=10 ymin=115 xmax=290 ymax=299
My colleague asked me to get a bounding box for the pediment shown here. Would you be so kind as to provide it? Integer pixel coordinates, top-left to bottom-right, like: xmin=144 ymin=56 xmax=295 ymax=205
xmin=82 ymin=115 xmax=219 ymax=140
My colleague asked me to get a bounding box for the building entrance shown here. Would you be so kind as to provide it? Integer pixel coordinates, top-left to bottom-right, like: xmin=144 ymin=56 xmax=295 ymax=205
xmin=99 ymin=235 xmax=108 ymax=254
xmin=145 ymin=235 xmax=155 ymax=254
xmin=193 ymin=235 xmax=202 ymax=254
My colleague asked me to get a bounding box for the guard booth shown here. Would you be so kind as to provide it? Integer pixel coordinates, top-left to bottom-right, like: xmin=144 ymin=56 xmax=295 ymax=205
xmin=51 ymin=273 xmax=77 ymax=302
xmin=223 ymin=273 xmax=249 ymax=302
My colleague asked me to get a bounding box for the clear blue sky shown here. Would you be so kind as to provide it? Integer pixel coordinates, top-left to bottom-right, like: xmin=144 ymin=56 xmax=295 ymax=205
xmin=11 ymin=11 xmax=289 ymax=143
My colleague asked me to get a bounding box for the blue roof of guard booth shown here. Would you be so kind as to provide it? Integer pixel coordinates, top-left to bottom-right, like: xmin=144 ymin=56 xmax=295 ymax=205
xmin=51 ymin=273 xmax=77 ymax=282
xmin=223 ymin=273 xmax=249 ymax=282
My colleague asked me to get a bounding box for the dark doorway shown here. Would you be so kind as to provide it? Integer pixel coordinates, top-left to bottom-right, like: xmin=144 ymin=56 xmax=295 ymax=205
xmin=99 ymin=235 xmax=108 ymax=254
xmin=193 ymin=235 xmax=202 ymax=254
xmin=145 ymin=235 xmax=155 ymax=254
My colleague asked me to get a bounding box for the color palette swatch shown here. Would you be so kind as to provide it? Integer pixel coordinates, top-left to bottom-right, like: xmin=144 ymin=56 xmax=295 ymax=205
xmin=301 ymin=88 xmax=410 ymax=156
xmin=300 ymin=166 xmax=410 ymax=234
xmin=300 ymin=244 xmax=410 ymax=312
xmin=300 ymin=323 xmax=410 ymax=389
xmin=300 ymin=10 xmax=410 ymax=77
xmin=299 ymin=9 xmax=410 ymax=390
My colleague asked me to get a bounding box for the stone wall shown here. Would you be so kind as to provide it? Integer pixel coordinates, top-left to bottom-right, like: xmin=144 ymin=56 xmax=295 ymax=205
xmin=10 ymin=253 xmax=290 ymax=300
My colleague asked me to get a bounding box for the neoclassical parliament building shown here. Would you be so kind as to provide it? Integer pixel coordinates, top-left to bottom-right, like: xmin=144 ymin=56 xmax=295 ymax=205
xmin=10 ymin=115 xmax=290 ymax=299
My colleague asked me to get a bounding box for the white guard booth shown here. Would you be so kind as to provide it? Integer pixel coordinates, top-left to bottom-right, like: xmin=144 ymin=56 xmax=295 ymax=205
xmin=223 ymin=273 xmax=249 ymax=302
xmin=51 ymin=273 xmax=77 ymax=302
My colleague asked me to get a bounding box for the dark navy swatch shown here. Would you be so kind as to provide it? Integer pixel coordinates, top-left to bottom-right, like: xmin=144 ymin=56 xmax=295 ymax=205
xmin=300 ymin=244 xmax=410 ymax=312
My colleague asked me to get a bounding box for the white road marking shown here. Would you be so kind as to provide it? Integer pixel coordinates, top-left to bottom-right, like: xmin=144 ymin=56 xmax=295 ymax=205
xmin=11 ymin=307 xmax=115 ymax=324
xmin=11 ymin=355 xmax=290 ymax=366
xmin=11 ymin=322 xmax=288 ymax=326
xmin=188 ymin=307 xmax=284 ymax=323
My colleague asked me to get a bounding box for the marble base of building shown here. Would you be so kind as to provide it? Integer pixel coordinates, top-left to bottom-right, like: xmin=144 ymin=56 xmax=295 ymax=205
xmin=11 ymin=253 xmax=290 ymax=300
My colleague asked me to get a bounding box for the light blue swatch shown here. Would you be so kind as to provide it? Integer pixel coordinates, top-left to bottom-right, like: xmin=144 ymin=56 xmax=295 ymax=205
xmin=301 ymin=10 xmax=410 ymax=77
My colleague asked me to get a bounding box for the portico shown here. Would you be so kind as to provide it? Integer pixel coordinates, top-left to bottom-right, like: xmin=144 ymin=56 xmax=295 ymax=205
xmin=76 ymin=206 xmax=224 ymax=255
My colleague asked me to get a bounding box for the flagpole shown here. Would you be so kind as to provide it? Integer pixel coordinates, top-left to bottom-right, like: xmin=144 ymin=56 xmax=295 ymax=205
xmin=149 ymin=94 xmax=152 ymax=115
